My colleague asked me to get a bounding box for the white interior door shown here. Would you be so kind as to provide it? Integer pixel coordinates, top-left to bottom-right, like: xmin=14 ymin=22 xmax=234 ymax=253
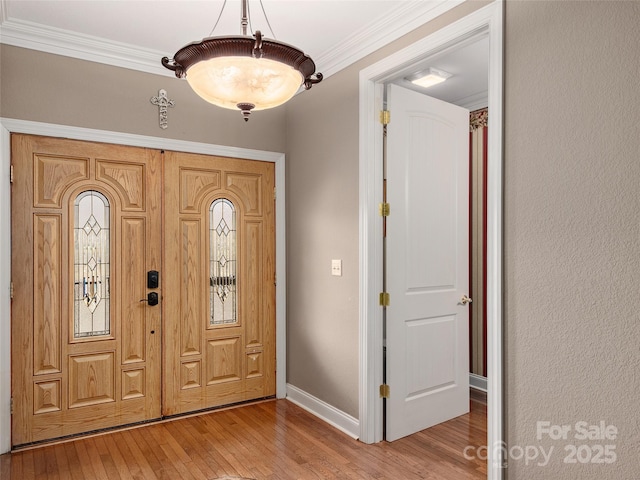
xmin=385 ymin=84 xmax=470 ymax=441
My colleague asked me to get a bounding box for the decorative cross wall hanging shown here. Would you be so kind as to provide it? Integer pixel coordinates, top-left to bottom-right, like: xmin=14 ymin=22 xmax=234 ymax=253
xmin=150 ymin=89 xmax=175 ymax=129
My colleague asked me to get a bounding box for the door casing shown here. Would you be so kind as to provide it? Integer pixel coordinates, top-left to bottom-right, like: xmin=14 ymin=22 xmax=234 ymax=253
xmin=0 ymin=119 xmax=287 ymax=453
xmin=358 ymin=2 xmax=504 ymax=478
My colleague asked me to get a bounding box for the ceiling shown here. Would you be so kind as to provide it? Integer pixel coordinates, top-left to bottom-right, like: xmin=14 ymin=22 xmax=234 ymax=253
xmin=0 ymin=0 xmax=487 ymax=109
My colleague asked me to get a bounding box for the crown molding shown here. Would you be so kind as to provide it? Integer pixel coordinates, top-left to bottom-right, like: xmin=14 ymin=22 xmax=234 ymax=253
xmin=316 ymin=0 xmax=465 ymax=78
xmin=0 ymin=0 xmax=461 ymax=80
xmin=454 ymin=90 xmax=489 ymax=111
xmin=0 ymin=16 xmax=172 ymax=76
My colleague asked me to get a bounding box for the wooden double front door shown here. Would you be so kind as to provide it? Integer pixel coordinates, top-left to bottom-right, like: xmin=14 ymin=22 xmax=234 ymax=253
xmin=11 ymin=134 xmax=276 ymax=446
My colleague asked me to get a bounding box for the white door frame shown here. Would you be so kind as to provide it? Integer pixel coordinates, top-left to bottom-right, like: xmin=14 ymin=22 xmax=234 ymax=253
xmin=0 ymin=118 xmax=287 ymax=453
xmin=358 ymin=2 xmax=504 ymax=478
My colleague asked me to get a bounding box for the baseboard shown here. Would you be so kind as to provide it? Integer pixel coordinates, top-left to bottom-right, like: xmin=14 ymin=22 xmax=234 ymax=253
xmin=469 ymin=373 xmax=487 ymax=392
xmin=286 ymin=384 xmax=359 ymax=440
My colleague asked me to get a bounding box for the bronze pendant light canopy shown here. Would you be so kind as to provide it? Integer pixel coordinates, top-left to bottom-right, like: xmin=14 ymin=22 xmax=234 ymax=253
xmin=162 ymin=0 xmax=323 ymax=121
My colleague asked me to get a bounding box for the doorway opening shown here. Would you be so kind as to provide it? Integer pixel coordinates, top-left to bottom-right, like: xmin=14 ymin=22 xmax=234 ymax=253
xmin=358 ymin=2 xmax=503 ymax=478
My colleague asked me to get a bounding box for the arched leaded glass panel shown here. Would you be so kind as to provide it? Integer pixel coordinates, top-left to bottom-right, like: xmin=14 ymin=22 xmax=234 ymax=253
xmin=73 ymin=191 xmax=111 ymax=338
xmin=210 ymin=198 xmax=237 ymax=325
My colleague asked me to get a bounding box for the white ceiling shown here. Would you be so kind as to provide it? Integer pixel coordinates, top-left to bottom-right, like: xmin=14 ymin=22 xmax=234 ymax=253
xmin=388 ymin=34 xmax=489 ymax=109
xmin=0 ymin=0 xmax=487 ymax=108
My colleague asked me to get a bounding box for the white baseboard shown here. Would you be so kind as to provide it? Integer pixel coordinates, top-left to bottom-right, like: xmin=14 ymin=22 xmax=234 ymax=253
xmin=286 ymin=384 xmax=359 ymax=440
xmin=469 ymin=373 xmax=487 ymax=392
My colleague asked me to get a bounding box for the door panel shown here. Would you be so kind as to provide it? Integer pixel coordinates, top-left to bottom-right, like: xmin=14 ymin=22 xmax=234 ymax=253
xmin=33 ymin=213 xmax=62 ymax=375
xmin=386 ymin=85 xmax=470 ymax=441
xmin=163 ymin=151 xmax=276 ymax=415
xmin=11 ymin=134 xmax=162 ymax=446
xmin=121 ymin=217 xmax=147 ymax=363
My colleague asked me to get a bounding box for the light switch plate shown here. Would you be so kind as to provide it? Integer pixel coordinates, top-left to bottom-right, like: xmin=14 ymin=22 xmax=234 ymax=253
xmin=331 ymin=259 xmax=342 ymax=276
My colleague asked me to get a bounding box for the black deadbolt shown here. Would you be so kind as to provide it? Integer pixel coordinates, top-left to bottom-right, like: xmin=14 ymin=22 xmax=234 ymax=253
xmin=147 ymin=270 xmax=159 ymax=289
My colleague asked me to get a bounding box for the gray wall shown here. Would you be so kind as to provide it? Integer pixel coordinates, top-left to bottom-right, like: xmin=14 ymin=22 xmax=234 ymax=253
xmin=0 ymin=45 xmax=287 ymax=152
xmin=504 ymin=1 xmax=640 ymax=478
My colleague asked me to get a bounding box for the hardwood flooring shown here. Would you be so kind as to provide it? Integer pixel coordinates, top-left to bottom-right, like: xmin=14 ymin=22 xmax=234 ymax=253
xmin=1 ymin=395 xmax=487 ymax=479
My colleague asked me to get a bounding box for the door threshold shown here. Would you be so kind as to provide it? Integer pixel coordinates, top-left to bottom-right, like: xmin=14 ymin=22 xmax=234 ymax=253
xmin=162 ymin=396 xmax=275 ymax=422
xmin=11 ymin=396 xmax=276 ymax=452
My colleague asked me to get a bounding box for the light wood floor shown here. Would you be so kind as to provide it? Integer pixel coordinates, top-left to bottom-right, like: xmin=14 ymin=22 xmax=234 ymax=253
xmin=1 ymin=394 xmax=487 ymax=479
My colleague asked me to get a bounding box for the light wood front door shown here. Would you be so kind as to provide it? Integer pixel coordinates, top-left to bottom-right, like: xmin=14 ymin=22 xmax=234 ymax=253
xmin=162 ymin=151 xmax=276 ymax=415
xmin=11 ymin=136 xmax=276 ymax=446
xmin=11 ymin=135 xmax=162 ymax=446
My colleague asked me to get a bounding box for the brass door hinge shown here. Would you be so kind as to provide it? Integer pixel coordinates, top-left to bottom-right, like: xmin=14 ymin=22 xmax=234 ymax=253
xmin=379 ymin=292 xmax=390 ymax=307
xmin=379 ymin=110 xmax=391 ymax=125
xmin=10 ymin=398 xmax=13 ymax=415
xmin=274 ymin=186 xmax=277 ymax=201
xmin=10 ymin=165 xmax=14 ymax=184
xmin=379 ymin=203 xmax=390 ymax=217
xmin=10 ymin=282 xmax=14 ymax=299
xmin=379 ymin=384 xmax=390 ymax=398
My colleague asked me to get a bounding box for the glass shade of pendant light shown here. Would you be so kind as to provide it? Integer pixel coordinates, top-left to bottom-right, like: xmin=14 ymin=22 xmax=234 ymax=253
xmin=162 ymin=0 xmax=322 ymax=121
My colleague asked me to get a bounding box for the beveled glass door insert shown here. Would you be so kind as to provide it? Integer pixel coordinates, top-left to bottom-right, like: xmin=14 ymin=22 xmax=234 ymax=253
xmin=73 ymin=190 xmax=111 ymax=338
xmin=210 ymin=198 xmax=237 ymax=325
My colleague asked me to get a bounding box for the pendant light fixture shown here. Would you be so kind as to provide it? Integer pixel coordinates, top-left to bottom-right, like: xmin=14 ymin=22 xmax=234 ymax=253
xmin=162 ymin=0 xmax=323 ymax=121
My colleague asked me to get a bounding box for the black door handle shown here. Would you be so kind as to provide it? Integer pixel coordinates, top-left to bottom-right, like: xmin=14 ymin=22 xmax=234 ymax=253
xmin=140 ymin=292 xmax=159 ymax=306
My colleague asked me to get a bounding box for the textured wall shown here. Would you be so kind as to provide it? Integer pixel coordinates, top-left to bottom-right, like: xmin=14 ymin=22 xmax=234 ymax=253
xmin=504 ymin=1 xmax=640 ymax=478
xmin=0 ymin=45 xmax=286 ymax=152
